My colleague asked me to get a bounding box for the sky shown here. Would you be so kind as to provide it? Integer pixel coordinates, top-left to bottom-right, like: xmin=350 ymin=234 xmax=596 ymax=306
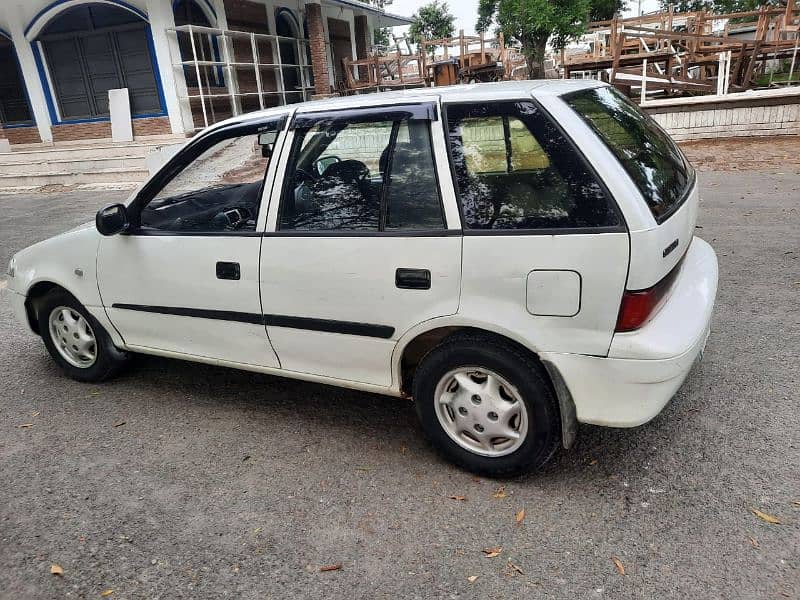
xmin=387 ymin=0 xmax=662 ymax=37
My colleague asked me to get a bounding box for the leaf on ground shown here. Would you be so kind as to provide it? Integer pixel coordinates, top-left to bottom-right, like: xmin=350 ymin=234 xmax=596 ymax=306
xmin=749 ymin=537 xmax=759 ymax=548
xmin=112 ymin=421 xmax=125 ymax=428
xmin=319 ymin=563 xmax=342 ymax=572
xmin=792 ymin=501 xmax=800 ymax=507
xmin=32 ymin=411 xmax=40 ymax=417
xmin=449 ymin=495 xmax=467 ymax=501
xmin=17 ymin=423 xmax=34 ymax=428
xmin=612 ymin=556 xmax=625 ymax=576
xmin=100 ymin=590 xmax=114 ymax=597
xmin=515 ymin=508 xmax=526 ymax=525
xmin=50 ymin=564 xmax=63 ymax=576
xmin=751 ymin=508 xmax=781 ymax=524
xmin=482 ymin=546 xmax=502 ymax=558
xmin=492 ymin=486 xmax=506 ymax=499
xmin=507 ymin=560 xmax=524 ymax=575
xmin=589 ymin=459 xmax=598 ymax=465
xmin=467 ymin=575 xmax=478 ymax=583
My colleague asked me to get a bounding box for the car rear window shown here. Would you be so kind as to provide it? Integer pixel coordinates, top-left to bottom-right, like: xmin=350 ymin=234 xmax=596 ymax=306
xmin=563 ymin=86 xmax=694 ymax=223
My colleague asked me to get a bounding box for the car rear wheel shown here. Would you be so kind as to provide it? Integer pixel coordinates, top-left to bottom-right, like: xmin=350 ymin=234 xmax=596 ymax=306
xmin=413 ymin=332 xmax=561 ymax=477
xmin=37 ymin=289 xmax=130 ymax=382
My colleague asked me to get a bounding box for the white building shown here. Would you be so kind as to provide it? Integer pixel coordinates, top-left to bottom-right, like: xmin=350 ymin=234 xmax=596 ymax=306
xmin=0 ymin=0 xmax=410 ymax=147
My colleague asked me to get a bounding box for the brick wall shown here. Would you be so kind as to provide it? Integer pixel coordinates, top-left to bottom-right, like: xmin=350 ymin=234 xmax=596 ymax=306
xmin=644 ymin=90 xmax=800 ymax=141
xmin=306 ymin=3 xmax=330 ymax=97
xmin=50 ymin=117 xmax=170 ymax=142
xmin=3 ymin=127 xmax=42 ymax=145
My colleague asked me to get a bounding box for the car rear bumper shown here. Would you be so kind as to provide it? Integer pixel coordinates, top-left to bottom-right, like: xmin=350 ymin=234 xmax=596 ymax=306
xmin=541 ymin=236 xmax=718 ymax=427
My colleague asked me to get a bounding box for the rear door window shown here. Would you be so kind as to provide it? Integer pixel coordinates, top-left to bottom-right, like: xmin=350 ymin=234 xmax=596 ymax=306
xmin=563 ymin=86 xmax=694 ymax=223
xmin=445 ymin=101 xmax=622 ymax=231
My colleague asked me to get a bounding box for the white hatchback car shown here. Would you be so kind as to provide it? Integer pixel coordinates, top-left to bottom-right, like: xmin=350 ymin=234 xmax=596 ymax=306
xmin=7 ymin=81 xmax=717 ymax=476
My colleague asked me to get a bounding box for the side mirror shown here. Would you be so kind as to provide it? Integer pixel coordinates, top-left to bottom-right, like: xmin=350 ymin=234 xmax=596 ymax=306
xmin=96 ymin=203 xmax=129 ymax=236
xmin=258 ymin=131 xmax=278 ymax=158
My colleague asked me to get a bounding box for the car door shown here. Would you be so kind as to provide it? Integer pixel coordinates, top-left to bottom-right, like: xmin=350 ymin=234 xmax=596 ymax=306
xmin=444 ymin=99 xmax=630 ymax=356
xmin=259 ymin=103 xmax=463 ymax=387
xmin=97 ymin=116 xmax=287 ymax=367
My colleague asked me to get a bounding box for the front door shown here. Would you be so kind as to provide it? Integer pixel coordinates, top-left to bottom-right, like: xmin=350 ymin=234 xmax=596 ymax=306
xmin=97 ymin=117 xmax=286 ymax=368
xmin=259 ymin=103 xmax=462 ymax=386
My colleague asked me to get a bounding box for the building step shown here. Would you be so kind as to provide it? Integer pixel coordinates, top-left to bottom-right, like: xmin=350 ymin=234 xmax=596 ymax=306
xmin=0 ymin=167 xmax=150 ymax=188
xmin=0 ymin=155 xmax=148 ymax=175
xmin=0 ymin=139 xmax=184 ymax=164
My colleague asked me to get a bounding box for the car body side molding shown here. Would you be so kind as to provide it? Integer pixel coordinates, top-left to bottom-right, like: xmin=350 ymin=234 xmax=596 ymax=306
xmin=110 ymin=304 xmax=395 ymax=339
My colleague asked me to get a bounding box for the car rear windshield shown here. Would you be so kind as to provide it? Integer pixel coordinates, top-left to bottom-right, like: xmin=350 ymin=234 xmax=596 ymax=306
xmin=563 ymin=86 xmax=694 ymax=223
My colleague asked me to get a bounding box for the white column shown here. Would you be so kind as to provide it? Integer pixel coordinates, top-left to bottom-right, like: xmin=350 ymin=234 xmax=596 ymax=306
xmin=2 ymin=3 xmax=53 ymax=143
xmin=146 ymin=0 xmax=192 ymax=134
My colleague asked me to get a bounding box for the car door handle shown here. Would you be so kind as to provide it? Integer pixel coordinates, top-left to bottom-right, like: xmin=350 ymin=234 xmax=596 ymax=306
xmin=216 ymin=261 xmax=240 ymax=280
xmin=396 ymin=268 xmax=431 ymax=290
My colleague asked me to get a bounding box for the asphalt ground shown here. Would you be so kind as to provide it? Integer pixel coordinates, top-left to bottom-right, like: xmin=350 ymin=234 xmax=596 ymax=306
xmin=0 ymin=171 xmax=798 ymax=599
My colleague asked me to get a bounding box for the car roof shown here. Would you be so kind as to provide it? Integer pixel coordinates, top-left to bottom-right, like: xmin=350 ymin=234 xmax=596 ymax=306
xmin=210 ymin=79 xmax=605 ymax=129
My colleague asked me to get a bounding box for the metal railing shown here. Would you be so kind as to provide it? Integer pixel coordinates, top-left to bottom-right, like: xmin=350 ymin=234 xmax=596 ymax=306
xmin=167 ymin=24 xmax=314 ymax=130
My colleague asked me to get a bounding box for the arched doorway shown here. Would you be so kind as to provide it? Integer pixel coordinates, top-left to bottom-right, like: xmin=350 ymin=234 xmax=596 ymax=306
xmin=34 ymin=2 xmax=164 ymax=121
xmin=275 ymin=9 xmax=305 ymax=104
xmin=0 ymin=32 xmax=34 ymax=126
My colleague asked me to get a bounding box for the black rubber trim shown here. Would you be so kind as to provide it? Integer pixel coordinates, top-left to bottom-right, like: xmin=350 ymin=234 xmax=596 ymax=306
xmin=463 ymin=226 xmax=625 ymax=236
xmin=124 ymin=228 xmax=263 ymax=237
xmin=110 ymin=304 xmax=394 ymax=338
xmin=290 ymin=103 xmax=437 ymax=129
xmin=265 ymin=314 xmax=394 ymax=339
xmin=263 ymin=229 xmax=462 ymax=237
xmin=112 ymin=304 xmax=263 ymax=324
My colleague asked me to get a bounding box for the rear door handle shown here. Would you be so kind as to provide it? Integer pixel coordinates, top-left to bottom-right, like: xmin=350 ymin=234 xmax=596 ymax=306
xmin=216 ymin=261 xmax=240 ymax=280
xmin=396 ymin=268 xmax=431 ymax=290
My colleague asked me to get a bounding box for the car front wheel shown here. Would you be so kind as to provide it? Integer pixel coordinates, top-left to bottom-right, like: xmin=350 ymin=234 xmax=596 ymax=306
xmin=413 ymin=332 xmax=561 ymax=477
xmin=37 ymin=289 xmax=130 ymax=382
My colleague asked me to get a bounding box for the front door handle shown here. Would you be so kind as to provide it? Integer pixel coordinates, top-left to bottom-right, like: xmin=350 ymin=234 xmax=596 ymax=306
xmin=216 ymin=261 xmax=240 ymax=280
xmin=396 ymin=268 xmax=431 ymax=290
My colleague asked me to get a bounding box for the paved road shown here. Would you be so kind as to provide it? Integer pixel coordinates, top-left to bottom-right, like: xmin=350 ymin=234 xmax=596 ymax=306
xmin=0 ymin=173 xmax=798 ymax=599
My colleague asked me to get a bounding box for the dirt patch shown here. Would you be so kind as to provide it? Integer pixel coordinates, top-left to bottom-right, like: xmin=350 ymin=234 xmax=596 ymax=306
xmin=680 ymin=135 xmax=800 ymax=172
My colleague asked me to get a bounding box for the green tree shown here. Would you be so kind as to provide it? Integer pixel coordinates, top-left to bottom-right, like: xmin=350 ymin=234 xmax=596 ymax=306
xmin=659 ymin=0 xmax=781 ymax=12
xmin=365 ymin=0 xmax=393 ymax=48
xmin=477 ymin=0 xmax=624 ymax=79
xmin=408 ymin=1 xmax=457 ymax=54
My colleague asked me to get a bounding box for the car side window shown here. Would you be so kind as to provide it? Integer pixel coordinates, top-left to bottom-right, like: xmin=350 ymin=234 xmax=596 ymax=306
xmin=279 ymin=116 xmax=444 ymax=232
xmin=139 ymin=131 xmax=271 ymax=233
xmin=445 ymin=101 xmax=621 ymax=231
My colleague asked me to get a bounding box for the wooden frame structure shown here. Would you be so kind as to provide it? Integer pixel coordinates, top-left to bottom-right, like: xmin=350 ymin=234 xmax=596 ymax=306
xmin=341 ymin=30 xmax=529 ymax=93
xmin=563 ymin=4 xmax=800 ymax=99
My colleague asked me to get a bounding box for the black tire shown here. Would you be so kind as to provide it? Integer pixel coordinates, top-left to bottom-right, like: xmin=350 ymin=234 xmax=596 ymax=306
xmin=37 ymin=289 xmax=130 ymax=383
xmin=412 ymin=332 xmax=561 ymax=477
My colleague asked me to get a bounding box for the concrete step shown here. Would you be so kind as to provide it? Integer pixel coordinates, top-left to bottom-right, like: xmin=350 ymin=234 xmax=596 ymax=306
xmin=0 ymin=166 xmax=150 ymax=188
xmin=0 ymin=155 xmax=148 ymax=175
xmin=0 ymin=140 xmax=182 ymax=164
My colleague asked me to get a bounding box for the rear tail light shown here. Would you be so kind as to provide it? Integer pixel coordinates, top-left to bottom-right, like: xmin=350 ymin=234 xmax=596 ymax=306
xmin=615 ymin=261 xmax=682 ymax=332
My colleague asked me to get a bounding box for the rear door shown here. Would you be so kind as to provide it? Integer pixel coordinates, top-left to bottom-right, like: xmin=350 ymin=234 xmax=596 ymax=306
xmin=444 ymin=99 xmax=629 ymax=356
xmin=259 ymin=103 xmax=462 ymax=386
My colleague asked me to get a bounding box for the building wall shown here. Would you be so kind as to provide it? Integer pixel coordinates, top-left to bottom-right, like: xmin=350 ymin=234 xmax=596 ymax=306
xmin=0 ymin=0 xmax=394 ymax=146
xmin=644 ymin=88 xmax=800 ymax=141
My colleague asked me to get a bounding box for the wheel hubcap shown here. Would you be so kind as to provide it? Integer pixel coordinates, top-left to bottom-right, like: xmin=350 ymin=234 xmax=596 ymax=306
xmin=48 ymin=306 xmax=97 ymax=368
xmin=434 ymin=367 xmax=528 ymax=457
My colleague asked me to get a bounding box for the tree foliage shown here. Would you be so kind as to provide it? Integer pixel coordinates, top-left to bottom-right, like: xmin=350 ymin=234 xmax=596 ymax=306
xmin=408 ymin=0 xmax=457 ymax=51
xmin=658 ymin=0 xmax=782 ymax=12
xmin=365 ymin=0 xmax=393 ymax=47
xmin=477 ymin=0 xmax=625 ymax=78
